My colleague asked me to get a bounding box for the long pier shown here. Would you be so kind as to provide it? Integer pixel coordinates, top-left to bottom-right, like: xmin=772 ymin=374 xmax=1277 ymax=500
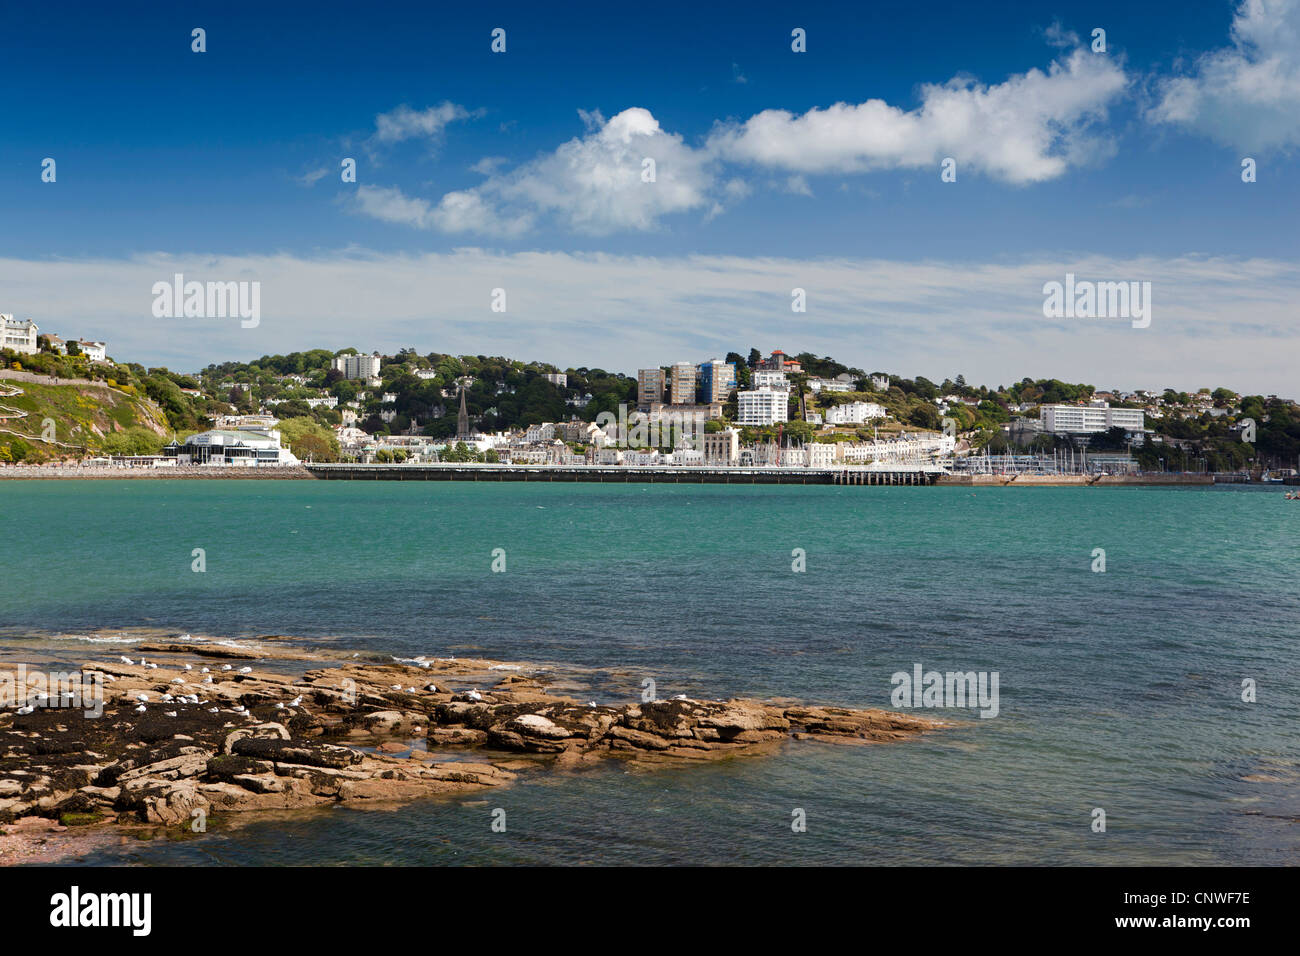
xmin=305 ymin=463 xmax=945 ymax=484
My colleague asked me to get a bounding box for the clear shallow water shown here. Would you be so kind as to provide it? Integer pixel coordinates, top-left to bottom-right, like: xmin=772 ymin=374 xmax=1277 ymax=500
xmin=3 ymin=480 xmax=1298 ymax=865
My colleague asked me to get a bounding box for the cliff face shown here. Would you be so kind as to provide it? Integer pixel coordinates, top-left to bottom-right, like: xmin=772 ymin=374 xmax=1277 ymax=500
xmin=0 ymin=372 xmax=171 ymax=462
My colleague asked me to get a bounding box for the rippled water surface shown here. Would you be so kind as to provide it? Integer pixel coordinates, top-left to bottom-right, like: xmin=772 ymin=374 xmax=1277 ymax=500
xmin=3 ymin=480 xmax=1297 ymax=865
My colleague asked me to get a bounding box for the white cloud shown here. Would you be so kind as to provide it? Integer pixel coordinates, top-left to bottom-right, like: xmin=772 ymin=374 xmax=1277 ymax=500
xmin=350 ymin=46 xmax=1132 ymax=237
xmin=355 ymin=107 xmax=718 ymax=236
xmin=5 ymin=249 xmax=1296 ymax=397
xmin=352 ymin=184 xmax=435 ymax=228
xmin=708 ymin=48 xmax=1127 ymax=183
xmin=371 ymin=102 xmax=477 ymax=148
xmin=1149 ymin=0 xmax=1300 ymax=150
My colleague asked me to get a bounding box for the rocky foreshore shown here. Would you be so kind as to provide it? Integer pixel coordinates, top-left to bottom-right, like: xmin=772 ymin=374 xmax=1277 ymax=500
xmin=0 ymin=639 xmax=944 ymax=860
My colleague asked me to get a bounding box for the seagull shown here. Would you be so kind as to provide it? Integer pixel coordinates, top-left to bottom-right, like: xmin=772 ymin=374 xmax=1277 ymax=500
xmin=201 ymin=667 xmax=210 ymax=674
xmin=391 ymin=684 xmax=402 ymax=690
xmin=183 ymin=664 xmax=192 ymax=671
xmin=586 ymin=701 xmax=597 ymax=708
xmin=135 ymin=694 xmax=149 ymax=702
xmin=203 ymin=676 xmax=214 ymax=684
xmin=406 ymin=687 xmax=416 ymax=693
xmin=145 ymin=663 xmax=157 ymax=670
xmin=171 ymin=677 xmax=185 ymax=684
xmin=120 ymin=656 xmax=134 ymax=665
xmin=290 ymin=696 xmax=303 ymax=707
xmin=275 ymin=702 xmax=284 ymax=710
xmin=467 ymin=689 xmax=482 ymax=702
xmin=162 ymin=694 xmax=174 ymax=702
xmin=208 ymin=707 xmax=219 ymax=713
xmin=672 ymin=694 xmax=688 ymax=700
xmin=164 ymin=711 xmax=177 ymax=718
xmin=221 ymin=665 xmax=232 ymax=671
xmin=424 ymin=684 xmax=438 ymax=693
xmin=134 ymin=705 xmax=146 ymax=713
xmin=16 ymin=706 xmax=34 ymax=715
xmin=238 ymin=666 xmax=252 ymax=674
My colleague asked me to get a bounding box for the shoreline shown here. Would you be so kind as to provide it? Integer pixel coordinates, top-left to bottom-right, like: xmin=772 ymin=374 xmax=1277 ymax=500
xmin=0 ymin=636 xmax=944 ymax=864
xmin=0 ymin=463 xmax=1220 ymax=486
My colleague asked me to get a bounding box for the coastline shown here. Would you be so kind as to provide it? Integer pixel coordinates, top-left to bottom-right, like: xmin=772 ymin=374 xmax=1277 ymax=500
xmin=0 ymin=463 xmax=1217 ymax=486
xmin=1 ymin=636 xmax=943 ymax=864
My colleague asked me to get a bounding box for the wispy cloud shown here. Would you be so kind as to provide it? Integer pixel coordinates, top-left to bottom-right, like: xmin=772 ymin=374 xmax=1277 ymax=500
xmin=6 ymin=249 xmax=1296 ymax=396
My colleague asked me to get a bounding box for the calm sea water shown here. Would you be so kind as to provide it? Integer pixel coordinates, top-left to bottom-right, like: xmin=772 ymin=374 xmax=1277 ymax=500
xmin=3 ymin=480 xmax=1298 ymax=865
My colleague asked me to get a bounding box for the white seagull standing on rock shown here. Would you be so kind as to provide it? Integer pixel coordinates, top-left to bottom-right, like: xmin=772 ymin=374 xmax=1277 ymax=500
xmin=238 ymin=666 xmax=252 ymax=674
xmin=120 ymin=657 xmax=134 ymax=665
xmin=467 ymin=689 xmax=482 ymax=702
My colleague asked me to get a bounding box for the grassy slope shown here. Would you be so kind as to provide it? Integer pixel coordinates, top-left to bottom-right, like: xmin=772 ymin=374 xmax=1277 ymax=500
xmin=0 ymin=380 xmax=170 ymax=460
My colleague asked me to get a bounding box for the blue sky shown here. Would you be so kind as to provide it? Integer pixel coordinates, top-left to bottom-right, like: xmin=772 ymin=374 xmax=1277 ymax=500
xmin=1 ymin=0 xmax=1297 ymax=393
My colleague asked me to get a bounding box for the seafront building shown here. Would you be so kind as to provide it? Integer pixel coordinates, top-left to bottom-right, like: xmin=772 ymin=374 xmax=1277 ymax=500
xmin=636 ymin=369 xmax=664 ymax=410
xmin=1040 ymin=402 xmax=1145 ymax=435
xmin=163 ymin=425 xmax=300 ymax=466
xmin=736 ymin=387 xmax=789 ymax=426
xmin=669 ymin=362 xmax=696 ymax=405
xmin=696 ymin=359 xmax=736 ymax=404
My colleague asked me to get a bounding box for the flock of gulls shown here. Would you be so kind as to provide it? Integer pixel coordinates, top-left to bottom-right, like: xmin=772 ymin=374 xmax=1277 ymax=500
xmin=111 ymin=656 xmax=259 ymax=718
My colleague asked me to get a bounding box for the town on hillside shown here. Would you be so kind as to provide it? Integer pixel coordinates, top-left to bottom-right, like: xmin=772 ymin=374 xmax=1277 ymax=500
xmin=1 ymin=317 xmax=1298 ymax=479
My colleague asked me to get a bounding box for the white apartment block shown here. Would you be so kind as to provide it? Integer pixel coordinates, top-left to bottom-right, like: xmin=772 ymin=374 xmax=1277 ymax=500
xmin=824 ymin=401 xmax=886 ymax=425
xmin=2 ymin=316 xmax=39 ymax=354
xmin=331 ymin=351 xmax=382 ymax=381
xmin=544 ymin=373 xmax=567 ymax=388
xmin=751 ymin=369 xmax=789 ymax=391
xmin=1040 ymin=402 xmax=1145 ymax=434
xmin=737 ymin=387 xmax=789 ymax=426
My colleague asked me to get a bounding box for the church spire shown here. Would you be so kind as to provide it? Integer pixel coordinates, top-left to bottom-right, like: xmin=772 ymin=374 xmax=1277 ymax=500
xmin=457 ymin=384 xmax=470 ymax=439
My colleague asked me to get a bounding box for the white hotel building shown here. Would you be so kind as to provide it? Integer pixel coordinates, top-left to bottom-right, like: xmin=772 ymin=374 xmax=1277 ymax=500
xmin=824 ymin=401 xmax=886 ymax=425
xmin=736 ymin=387 xmax=789 ymax=426
xmin=1040 ymin=402 xmax=1145 ymax=435
xmin=2 ymin=316 xmax=39 ymax=354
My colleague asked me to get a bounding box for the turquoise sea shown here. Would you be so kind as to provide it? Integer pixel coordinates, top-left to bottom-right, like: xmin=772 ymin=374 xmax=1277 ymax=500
xmin=2 ymin=480 xmax=1298 ymax=865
